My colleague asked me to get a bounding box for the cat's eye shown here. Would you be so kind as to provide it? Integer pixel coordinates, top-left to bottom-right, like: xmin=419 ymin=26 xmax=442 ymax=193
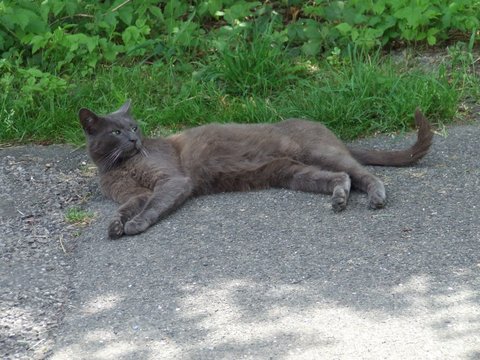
xmin=111 ymin=130 xmax=121 ymax=135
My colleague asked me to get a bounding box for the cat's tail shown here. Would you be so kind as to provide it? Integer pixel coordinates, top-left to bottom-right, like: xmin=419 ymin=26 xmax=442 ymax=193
xmin=347 ymin=108 xmax=433 ymax=167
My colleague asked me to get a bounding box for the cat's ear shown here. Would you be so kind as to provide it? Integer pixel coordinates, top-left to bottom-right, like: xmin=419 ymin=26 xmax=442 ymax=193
xmin=116 ymin=99 xmax=132 ymax=114
xmin=79 ymin=108 xmax=100 ymax=135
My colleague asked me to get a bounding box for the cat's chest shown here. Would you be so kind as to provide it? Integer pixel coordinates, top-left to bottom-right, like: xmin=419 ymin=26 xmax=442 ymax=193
xmin=127 ymin=157 xmax=176 ymax=189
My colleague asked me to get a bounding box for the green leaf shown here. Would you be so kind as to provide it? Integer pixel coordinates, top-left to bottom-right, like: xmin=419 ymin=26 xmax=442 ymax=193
xmin=441 ymin=10 xmax=452 ymax=29
xmin=10 ymin=9 xmax=33 ymax=30
xmin=208 ymin=0 xmax=224 ymax=17
xmin=372 ymin=1 xmax=386 ymax=15
xmin=39 ymin=2 xmax=51 ymax=22
xmin=224 ymin=1 xmax=261 ymax=25
xmin=427 ymin=27 xmax=438 ymax=45
xmin=164 ymin=0 xmax=187 ymax=19
xmin=85 ymin=37 xmax=98 ymax=53
xmin=99 ymin=38 xmax=123 ymax=61
xmin=302 ymin=40 xmax=322 ymax=56
xmin=22 ymin=68 xmax=44 ymax=78
xmin=65 ymin=0 xmax=78 ymax=16
xmin=148 ymin=6 xmax=163 ymax=20
xmin=122 ymin=26 xmax=145 ymax=46
xmin=324 ymin=2 xmax=343 ymax=21
xmin=351 ymin=28 xmax=359 ymax=42
xmin=87 ymin=56 xmax=98 ymax=68
xmin=30 ymin=33 xmax=51 ymax=53
xmin=103 ymin=11 xmax=118 ymax=28
xmin=303 ymin=21 xmax=322 ymax=40
xmin=394 ymin=7 xmax=422 ymax=28
xmin=52 ymin=1 xmax=65 ymax=16
xmin=336 ymin=22 xmax=352 ymax=35
xmin=26 ymin=17 xmax=47 ymax=34
xmin=118 ymin=7 xmax=133 ymax=25
xmin=302 ymin=5 xmax=325 ymax=17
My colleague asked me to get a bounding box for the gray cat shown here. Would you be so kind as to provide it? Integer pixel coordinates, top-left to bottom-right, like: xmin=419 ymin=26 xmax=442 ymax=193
xmin=79 ymin=100 xmax=433 ymax=239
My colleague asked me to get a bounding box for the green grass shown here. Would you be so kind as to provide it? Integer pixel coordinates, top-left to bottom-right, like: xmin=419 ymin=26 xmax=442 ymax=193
xmin=64 ymin=207 xmax=95 ymax=225
xmin=0 ymin=44 xmax=478 ymax=145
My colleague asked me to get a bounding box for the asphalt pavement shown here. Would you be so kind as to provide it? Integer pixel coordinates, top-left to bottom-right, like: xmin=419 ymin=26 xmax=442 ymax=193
xmin=50 ymin=117 xmax=480 ymax=359
xmin=3 ymin=118 xmax=479 ymax=359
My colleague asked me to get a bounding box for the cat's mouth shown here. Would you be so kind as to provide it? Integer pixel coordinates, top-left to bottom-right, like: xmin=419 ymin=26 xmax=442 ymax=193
xmin=125 ymin=146 xmax=140 ymax=157
xmin=126 ymin=142 xmax=145 ymax=157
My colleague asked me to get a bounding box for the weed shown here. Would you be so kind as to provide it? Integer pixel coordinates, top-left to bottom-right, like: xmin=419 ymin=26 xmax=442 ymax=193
xmin=1 ymin=1 xmax=478 ymax=76
xmin=446 ymin=40 xmax=480 ymax=101
xmin=203 ymin=29 xmax=300 ymax=97
xmin=1 ymin=49 xmax=476 ymax=144
xmin=0 ymin=1 xmax=478 ymax=144
xmin=65 ymin=207 xmax=94 ymax=226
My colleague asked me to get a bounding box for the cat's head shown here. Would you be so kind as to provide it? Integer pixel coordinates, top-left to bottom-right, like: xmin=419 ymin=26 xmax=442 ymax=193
xmin=79 ymin=100 xmax=145 ymax=171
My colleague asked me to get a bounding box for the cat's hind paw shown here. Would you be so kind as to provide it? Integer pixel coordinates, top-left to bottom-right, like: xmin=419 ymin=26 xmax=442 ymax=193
xmin=332 ymin=192 xmax=348 ymax=212
xmin=108 ymin=219 xmax=124 ymax=239
xmin=331 ymin=173 xmax=350 ymax=212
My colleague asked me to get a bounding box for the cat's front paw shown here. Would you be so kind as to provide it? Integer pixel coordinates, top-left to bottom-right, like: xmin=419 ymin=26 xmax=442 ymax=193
xmin=124 ymin=216 xmax=150 ymax=236
xmin=108 ymin=218 xmax=124 ymax=239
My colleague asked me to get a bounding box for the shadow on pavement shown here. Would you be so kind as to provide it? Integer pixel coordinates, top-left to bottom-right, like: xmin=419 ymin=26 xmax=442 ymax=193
xmin=52 ymin=123 xmax=480 ymax=359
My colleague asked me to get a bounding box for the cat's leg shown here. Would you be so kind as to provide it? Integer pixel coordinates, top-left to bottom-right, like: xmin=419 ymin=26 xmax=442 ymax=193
xmin=124 ymin=176 xmax=193 ymax=236
xmin=310 ymin=153 xmax=386 ymax=209
xmin=350 ymin=169 xmax=386 ymax=209
xmin=276 ymin=164 xmax=351 ymax=212
xmin=108 ymin=189 xmax=152 ymax=239
xmin=334 ymin=159 xmax=386 ymax=209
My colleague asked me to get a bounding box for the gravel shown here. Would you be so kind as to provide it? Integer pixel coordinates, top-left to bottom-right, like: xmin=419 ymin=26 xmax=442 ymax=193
xmin=0 ymin=145 xmax=97 ymax=359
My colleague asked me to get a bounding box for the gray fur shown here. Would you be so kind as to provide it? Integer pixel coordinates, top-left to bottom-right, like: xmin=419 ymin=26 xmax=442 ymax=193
xmin=79 ymin=101 xmax=433 ymax=239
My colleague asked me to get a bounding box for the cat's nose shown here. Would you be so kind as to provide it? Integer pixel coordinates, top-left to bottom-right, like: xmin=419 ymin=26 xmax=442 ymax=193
xmin=127 ymin=134 xmax=137 ymax=143
xmin=129 ymin=136 xmax=141 ymax=149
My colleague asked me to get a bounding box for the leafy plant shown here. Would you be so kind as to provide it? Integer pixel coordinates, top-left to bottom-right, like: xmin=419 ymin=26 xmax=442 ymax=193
xmin=0 ymin=58 xmax=71 ymax=140
xmin=202 ymin=27 xmax=300 ymax=96
xmin=1 ymin=0 xmax=479 ymax=75
xmin=0 ymin=0 xmax=478 ymax=145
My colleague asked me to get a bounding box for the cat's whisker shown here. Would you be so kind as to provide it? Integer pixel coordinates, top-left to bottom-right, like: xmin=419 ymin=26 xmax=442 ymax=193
xmin=109 ymin=150 xmax=122 ymax=170
xmin=103 ymin=141 xmax=133 ymax=167
xmin=98 ymin=152 xmax=113 ymax=168
xmin=100 ymin=148 xmax=118 ymax=165
xmin=140 ymin=146 xmax=149 ymax=158
xmin=101 ymin=147 xmax=123 ymax=171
